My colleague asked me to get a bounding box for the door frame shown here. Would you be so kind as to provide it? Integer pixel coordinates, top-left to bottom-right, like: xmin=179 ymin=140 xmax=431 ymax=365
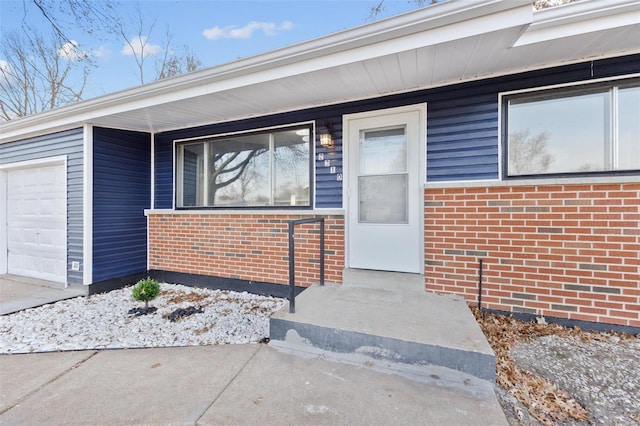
xmin=0 ymin=156 xmax=68 ymax=284
xmin=342 ymin=103 xmax=426 ymax=273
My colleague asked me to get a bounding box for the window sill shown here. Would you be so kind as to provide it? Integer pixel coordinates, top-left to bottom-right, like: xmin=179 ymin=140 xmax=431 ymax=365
xmin=424 ymin=174 xmax=640 ymax=189
xmin=145 ymin=208 xmax=345 ymax=216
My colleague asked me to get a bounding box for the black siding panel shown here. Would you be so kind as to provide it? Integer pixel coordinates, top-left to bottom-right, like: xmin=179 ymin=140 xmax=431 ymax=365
xmin=93 ymin=127 xmax=151 ymax=282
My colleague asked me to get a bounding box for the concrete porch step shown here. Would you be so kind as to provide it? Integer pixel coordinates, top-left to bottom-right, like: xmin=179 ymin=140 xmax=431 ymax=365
xmin=269 ymin=283 xmax=496 ymax=382
xmin=342 ymin=268 xmax=425 ymax=293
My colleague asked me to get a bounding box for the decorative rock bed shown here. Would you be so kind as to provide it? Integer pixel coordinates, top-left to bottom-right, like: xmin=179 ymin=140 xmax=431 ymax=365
xmin=0 ymin=283 xmax=286 ymax=354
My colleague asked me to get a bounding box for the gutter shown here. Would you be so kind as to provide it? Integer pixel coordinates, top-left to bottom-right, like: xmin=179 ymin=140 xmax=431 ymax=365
xmin=515 ymin=0 xmax=640 ymax=46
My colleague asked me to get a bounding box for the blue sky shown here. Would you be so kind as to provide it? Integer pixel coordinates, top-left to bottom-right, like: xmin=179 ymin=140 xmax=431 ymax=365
xmin=0 ymin=0 xmax=426 ymax=100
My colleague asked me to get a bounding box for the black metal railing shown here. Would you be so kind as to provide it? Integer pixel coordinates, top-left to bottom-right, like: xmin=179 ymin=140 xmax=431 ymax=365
xmin=288 ymin=217 xmax=325 ymax=313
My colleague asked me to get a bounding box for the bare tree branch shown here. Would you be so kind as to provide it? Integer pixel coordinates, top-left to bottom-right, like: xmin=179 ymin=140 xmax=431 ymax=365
xmin=368 ymin=0 xmax=438 ymax=20
xmin=117 ymin=4 xmax=158 ymax=85
xmin=30 ymin=0 xmax=120 ymax=43
xmin=508 ymin=129 xmax=553 ymax=175
xmin=209 ymin=150 xmax=263 ymax=203
xmin=0 ymin=28 xmax=90 ymax=120
xmin=118 ymin=5 xmax=202 ymax=84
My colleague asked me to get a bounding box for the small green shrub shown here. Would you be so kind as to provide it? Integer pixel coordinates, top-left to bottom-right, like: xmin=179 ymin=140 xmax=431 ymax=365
xmin=132 ymin=277 xmax=161 ymax=309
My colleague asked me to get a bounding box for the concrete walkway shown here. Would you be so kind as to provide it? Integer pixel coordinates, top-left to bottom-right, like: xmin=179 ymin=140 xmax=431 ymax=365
xmin=0 ymin=275 xmax=86 ymax=315
xmin=0 ymin=344 xmax=507 ymax=425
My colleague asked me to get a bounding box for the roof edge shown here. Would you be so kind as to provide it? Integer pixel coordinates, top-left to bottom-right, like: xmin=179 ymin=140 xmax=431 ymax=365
xmin=0 ymin=0 xmax=530 ymax=141
xmin=516 ymin=0 xmax=640 ymax=46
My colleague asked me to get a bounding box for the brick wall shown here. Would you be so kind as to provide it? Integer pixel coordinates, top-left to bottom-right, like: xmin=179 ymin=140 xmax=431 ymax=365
xmin=424 ymin=182 xmax=640 ymax=328
xmin=148 ymin=213 xmax=344 ymax=287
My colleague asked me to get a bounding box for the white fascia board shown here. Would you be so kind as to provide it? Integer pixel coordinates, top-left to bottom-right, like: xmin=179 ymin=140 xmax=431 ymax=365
xmin=515 ymin=0 xmax=640 ymax=46
xmin=0 ymin=0 xmax=531 ymax=143
xmin=82 ymin=124 xmax=93 ymax=285
xmin=0 ymin=171 xmax=6 ymax=274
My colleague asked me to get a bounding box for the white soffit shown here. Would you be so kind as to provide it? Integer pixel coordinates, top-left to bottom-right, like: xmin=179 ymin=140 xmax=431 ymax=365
xmin=0 ymin=0 xmax=532 ymax=142
xmin=1 ymin=0 xmax=639 ymax=143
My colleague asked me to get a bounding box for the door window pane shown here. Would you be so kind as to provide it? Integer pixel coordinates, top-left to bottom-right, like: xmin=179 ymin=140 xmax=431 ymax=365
xmin=360 ymin=127 xmax=406 ymax=175
xmin=358 ymin=174 xmax=407 ymax=224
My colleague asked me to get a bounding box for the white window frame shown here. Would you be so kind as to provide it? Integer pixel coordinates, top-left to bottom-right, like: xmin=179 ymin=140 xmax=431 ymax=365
xmin=498 ymin=74 xmax=640 ymax=179
xmin=173 ymin=122 xmax=315 ymax=209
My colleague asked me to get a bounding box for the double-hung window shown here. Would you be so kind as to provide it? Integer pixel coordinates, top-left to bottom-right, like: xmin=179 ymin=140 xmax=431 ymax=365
xmin=504 ymin=79 xmax=639 ymax=177
xmin=175 ymin=125 xmax=312 ymax=208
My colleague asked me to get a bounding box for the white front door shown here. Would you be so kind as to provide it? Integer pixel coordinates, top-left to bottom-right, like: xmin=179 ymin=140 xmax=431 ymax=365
xmin=346 ymin=105 xmax=424 ymax=273
xmin=6 ymin=164 xmax=67 ymax=283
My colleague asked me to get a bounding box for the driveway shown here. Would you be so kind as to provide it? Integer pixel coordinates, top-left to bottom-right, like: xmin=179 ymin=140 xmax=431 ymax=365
xmin=0 ymin=275 xmax=86 ymax=315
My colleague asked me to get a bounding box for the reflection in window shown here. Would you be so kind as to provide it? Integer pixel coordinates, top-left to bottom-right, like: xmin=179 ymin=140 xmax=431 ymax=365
xmin=506 ymin=80 xmax=639 ymax=176
xmin=357 ymin=126 xmax=408 ymax=224
xmin=176 ymin=126 xmax=310 ymax=208
xmin=619 ymin=86 xmax=640 ymax=171
xmin=358 ymin=175 xmax=407 ymax=224
xmin=360 ymin=127 xmax=407 ymax=175
xmin=181 ymin=144 xmax=204 ymax=207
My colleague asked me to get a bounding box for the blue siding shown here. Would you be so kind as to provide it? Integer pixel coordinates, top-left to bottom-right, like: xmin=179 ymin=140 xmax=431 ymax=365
xmin=0 ymin=128 xmax=84 ymax=284
xmin=154 ymin=54 xmax=639 ymax=206
xmin=315 ymin=116 xmax=343 ymax=208
xmin=427 ymin=95 xmax=498 ymax=181
xmin=154 ymin=133 xmax=173 ymax=209
xmin=93 ymin=127 xmax=150 ymax=282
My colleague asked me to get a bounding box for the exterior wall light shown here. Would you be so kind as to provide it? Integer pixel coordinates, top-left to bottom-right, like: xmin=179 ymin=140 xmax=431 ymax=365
xmin=319 ymin=122 xmax=334 ymax=148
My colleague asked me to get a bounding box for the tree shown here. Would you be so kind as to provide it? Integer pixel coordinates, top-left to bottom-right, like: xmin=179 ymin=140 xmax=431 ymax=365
xmin=209 ymin=148 xmax=266 ymax=204
xmin=508 ymin=129 xmax=553 ymax=175
xmin=154 ymin=26 xmax=202 ymax=80
xmin=156 ymin=44 xmax=203 ymax=80
xmin=117 ymin=4 xmax=160 ymax=85
xmin=206 ymin=135 xmax=309 ymax=205
xmin=367 ymin=0 xmax=577 ymax=20
xmin=131 ymin=276 xmax=161 ymax=313
xmin=28 ymin=0 xmax=120 ymax=45
xmin=533 ymin=0 xmax=576 ymax=9
xmin=118 ymin=5 xmax=202 ymax=84
xmin=27 ymin=0 xmax=203 ymax=82
xmin=368 ymin=0 xmax=437 ymax=20
xmin=0 ymin=28 xmax=90 ymax=120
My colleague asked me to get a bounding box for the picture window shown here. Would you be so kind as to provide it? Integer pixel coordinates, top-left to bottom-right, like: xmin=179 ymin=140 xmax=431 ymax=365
xmin=175 ymin=125 xmax=312 ymax=208
xmin=504 ymin=80 xmax=639 ymax=177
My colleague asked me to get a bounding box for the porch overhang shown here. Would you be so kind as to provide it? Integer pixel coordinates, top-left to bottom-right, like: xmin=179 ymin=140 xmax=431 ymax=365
xmin=1 ymin=0 xmax=638 ymax=143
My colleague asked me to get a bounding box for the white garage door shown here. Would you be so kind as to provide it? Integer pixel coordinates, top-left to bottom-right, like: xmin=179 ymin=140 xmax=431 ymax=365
xmin=6 ymin=164 xmax=67 ymax=283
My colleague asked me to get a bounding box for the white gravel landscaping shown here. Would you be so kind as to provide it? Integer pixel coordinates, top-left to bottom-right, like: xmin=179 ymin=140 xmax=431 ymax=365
xmin=0 ymin=283 xmax=287 ymax=354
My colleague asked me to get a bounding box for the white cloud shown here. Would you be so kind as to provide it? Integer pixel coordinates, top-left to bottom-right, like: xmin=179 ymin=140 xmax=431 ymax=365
xmin=58 ymin=40 xmax=88 ymax=61
xmin=0 ymin=60 xmax=12 ymax=81
xmin=121 ymin=36 xmax=161 ymax=57
xmin=92 ymin=45 xmax=111 ymax=59
xmin=202 ymin=21 xmax=294 ymax=40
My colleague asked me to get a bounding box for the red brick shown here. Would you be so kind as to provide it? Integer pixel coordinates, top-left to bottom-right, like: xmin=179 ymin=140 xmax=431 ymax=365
xmin=421 ymin=183 xmax=638 ymax=328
